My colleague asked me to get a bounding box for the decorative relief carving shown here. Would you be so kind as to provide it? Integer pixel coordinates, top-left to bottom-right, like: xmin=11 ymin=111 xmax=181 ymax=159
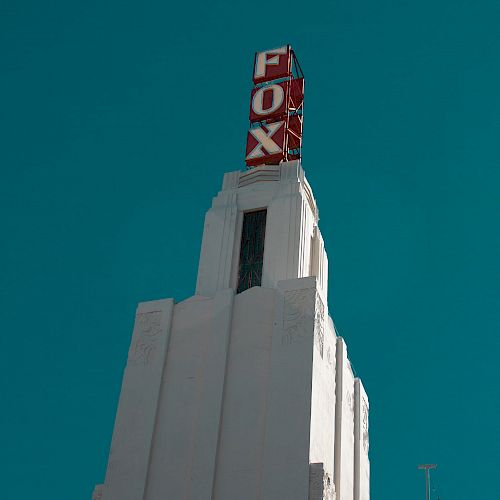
xmin=324 ymin=472 xmax=335 ymax=500
xmin=345 ymin=386 xmax=356 ymax=416
xmin=309 ymin=463 xmax=335 ymax=500
xmin=326 ymin=345 xmax=332 ymax=366
xmin=362 ymin=398 xmax=369 ymax=453
xmin=309 ymin=463 xmax=322 ymax=499
xmin=92 ymin=484 xmax=103 ymax=500
xmin=314 ymin=294 xmax=324 ymax=358
xmin=128 ymin=311 xmax=162 ymax=365
xmin=282 ymin=288 xmax=315 ymax=346
xmin=346 ymin=390 xmax=353 ymax=413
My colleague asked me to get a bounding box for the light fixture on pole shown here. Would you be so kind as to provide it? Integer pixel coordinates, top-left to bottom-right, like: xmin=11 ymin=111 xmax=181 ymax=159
xmin=418 ymin=464 xmax=437 ymax=500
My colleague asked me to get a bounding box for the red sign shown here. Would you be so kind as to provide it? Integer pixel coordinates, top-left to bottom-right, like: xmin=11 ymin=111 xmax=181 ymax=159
xmin=245 ymin=46 xmax=304 ymax=167
xmin=249 ymin=81 xmax=289 ymax=122
xmin=253 ymin=45 xmax=292 ymax=84
xmin=245 ymin=121 xmax=286 ymax=167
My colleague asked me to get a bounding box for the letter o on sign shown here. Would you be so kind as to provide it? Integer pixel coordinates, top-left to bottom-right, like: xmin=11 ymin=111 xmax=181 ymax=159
xmin=251 ymin=84 xmax=285 ymax=117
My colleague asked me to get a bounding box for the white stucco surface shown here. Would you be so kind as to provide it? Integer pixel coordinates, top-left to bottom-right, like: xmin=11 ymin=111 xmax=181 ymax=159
xmin=354 ymin=379 xmax=370 ymax=500
xmin=196 ymin=161 xmax=328 ymax=301
xmin=335 ymin=338 xmax=355 ymax=500
xmin=102 ymin=299 xmax=174 ymax=500
xmin=309 ymin=296 xmax=336 ymax=480
xmin=95 ymin=161 xmax=369 ymax=500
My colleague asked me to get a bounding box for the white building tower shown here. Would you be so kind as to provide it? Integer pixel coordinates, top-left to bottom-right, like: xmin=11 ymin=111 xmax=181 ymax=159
xmin=93 ymin=45 xmax=369 ymax=500
xmin=93 ymin=160 xmax=370 ymax=500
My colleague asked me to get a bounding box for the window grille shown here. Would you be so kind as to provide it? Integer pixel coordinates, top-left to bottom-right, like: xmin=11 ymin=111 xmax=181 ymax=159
xmin=237 ymin=209 xmax=267 ymax=293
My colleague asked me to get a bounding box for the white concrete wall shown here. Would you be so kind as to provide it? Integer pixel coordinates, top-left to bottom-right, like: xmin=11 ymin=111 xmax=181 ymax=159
xmin=196 ymin=161 xmax=328 ymax=301
xmin=100 ymin=278 xmax=342 ymax=500
xmin=212 ymin=286 xmax=275 ymax=499
xmin=260 ymin=277 xmax=317 ymax=500
xmin=196 ymin=190 xmax=238 ymax=296
xmin=334 ymin=338 xmax=355 ymax=500
xmin=310 ymin=225 xmax=328 ymax=305
xmin=309 ymin=294 xmax=336 ymax=482
xmin=101 ymin=299 xmax=174 ymax=500
xmin=354 ymin=379 xmax=370 ymax=500
xmin=115 ymin=290 xmax=240 ymax=500
xmin=96 ymin=163 xmax=369 ymax=500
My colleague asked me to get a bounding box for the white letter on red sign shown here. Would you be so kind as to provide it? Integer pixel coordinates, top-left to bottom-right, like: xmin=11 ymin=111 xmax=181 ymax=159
xmin=251 ymin=84 xmax=285 ymax=117
xmin=246 ymin=121 xmax=284 ymax=160
xmin=254 ymin=46 xmax=288 ymax=80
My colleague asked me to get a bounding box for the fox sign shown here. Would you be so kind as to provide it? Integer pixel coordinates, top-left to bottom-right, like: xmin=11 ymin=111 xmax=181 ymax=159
xmin=245 ymin=45 xmax=304 ymax=167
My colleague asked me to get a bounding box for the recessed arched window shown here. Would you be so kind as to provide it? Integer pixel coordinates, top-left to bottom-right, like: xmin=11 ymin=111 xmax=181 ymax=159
xmin=237 ymin=209 xmax=267 ymax=293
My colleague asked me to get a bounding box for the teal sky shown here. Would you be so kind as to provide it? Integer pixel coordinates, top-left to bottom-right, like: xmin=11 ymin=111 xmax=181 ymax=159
xmin=1 ymin=1 xmax=499 ymax=498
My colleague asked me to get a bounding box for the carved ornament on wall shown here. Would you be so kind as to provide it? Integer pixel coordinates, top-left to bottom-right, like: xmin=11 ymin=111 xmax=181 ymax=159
xmin=309 ymin=463 xmax=335 ymax=500
xmin=362 ymin=399 xmax=369 ymax=453
xmin=92 ymin=485 xmax=103 ymax=500
xmin=314 ymin=294 xmax=325 ymax=358
xmin=282 ymin=288 xmax=315 ymax=346
xmin=346 ymin=389 xmax=355 ymax=415
xmin=128 ymin=311 xmax=162 ymax=365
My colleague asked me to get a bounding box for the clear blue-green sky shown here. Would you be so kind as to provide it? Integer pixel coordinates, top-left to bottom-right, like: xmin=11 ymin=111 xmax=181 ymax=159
xmin=1 ymin=1 xmax=499 ymax=499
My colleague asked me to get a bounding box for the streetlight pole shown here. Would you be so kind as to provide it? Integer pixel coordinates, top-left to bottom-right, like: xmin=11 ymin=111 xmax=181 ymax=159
xmin=418 ymin=464 xmax=437 ymax=500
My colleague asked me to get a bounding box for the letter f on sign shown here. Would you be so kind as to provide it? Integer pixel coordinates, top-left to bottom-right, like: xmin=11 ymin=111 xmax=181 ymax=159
xmin=246 ymin=121 xmax=285 ymax=161
xmin=253 ymin=46 xmax=290 ymax=83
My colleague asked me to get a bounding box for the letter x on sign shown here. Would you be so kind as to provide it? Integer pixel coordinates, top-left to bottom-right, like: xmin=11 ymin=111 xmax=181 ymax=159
xmin=245 ymin=121 xmax=285 ymax=163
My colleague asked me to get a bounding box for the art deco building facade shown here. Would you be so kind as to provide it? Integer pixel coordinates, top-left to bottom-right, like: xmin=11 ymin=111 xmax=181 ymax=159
xmin=93 ymin=160 xmax=370 ymax=500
